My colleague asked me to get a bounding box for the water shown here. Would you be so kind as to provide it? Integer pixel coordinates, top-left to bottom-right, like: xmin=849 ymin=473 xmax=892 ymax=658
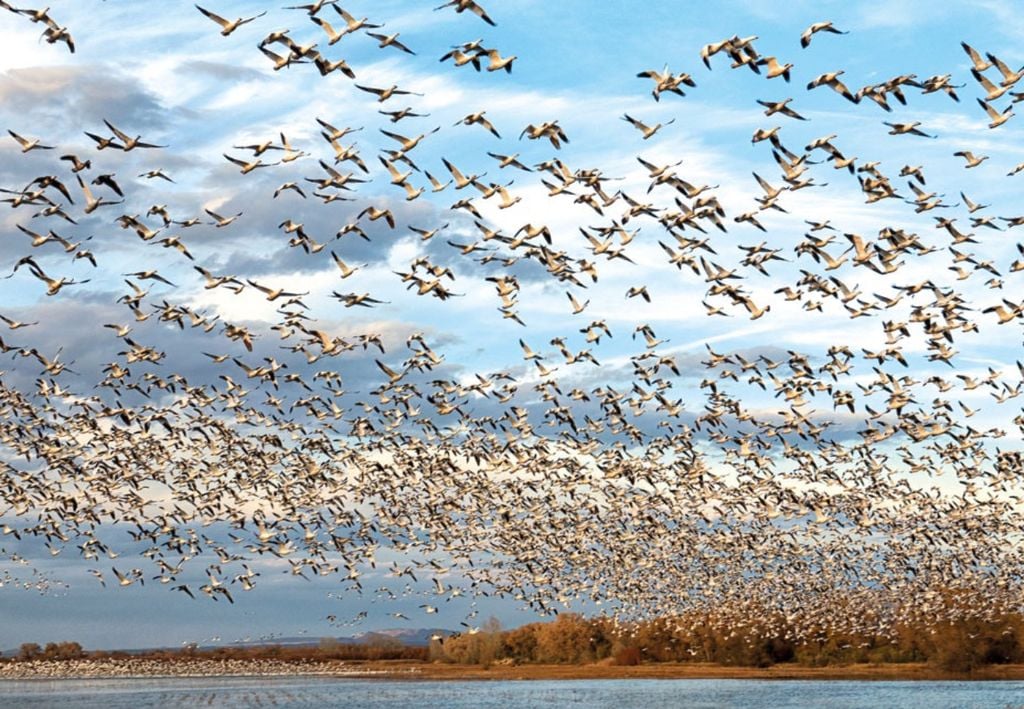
xmin=1 ymin=677 xmax=1023 ymax=708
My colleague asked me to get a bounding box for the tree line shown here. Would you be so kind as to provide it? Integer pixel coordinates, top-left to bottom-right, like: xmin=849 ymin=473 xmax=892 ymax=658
xmin=8 ymin=603 xmax=1024 ymax=673
xmin=433 ymin=607 xmax=1024 ymax=673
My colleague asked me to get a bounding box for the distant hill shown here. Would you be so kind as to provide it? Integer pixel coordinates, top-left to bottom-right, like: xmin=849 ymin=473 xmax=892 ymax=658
xmin=352 ymin=627 xmax=454 ymax=646
xmin=3 ymin=628 xmax=456 ymax=657
xmin=225 ymin=627 xmax=454 ymax=649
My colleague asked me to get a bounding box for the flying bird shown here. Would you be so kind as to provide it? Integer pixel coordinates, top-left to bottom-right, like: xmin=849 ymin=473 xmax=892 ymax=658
xmin=800 ymin=21 xmax=848 ymax=48
xmin=195 ymin=5 xmax=266 ymax=36
xmin=8 ymin=130 xmax=54 ymax=152
xmin=435 ymin=0 xmax=496 ymax=26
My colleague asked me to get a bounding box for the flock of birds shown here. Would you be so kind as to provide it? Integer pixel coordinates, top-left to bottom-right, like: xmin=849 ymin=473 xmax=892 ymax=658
xmin=0 ymin=1 xmax=1023 ymax=643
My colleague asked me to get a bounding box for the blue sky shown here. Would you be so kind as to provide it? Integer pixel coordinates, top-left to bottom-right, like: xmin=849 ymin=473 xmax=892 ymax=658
xmin=0 ymin=0 xmax=1022 ymax=649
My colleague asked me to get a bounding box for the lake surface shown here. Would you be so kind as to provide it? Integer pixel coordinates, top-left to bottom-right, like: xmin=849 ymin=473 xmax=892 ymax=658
xmin=1 ymin=677 xmax=1023 ymax=708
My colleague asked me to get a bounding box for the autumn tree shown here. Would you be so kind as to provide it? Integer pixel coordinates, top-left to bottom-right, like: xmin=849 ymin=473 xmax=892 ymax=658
xmin=17 ymin=643 xmax=41 ymax=661
xmin=502 ymin=623 xmax=539 ymax=663
xmin=534 ymin=613 xmax=598 ymax=663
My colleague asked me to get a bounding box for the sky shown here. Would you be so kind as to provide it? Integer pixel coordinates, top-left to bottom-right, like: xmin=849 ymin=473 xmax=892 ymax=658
xmin=0 ymin=0 xmax=1022 ymax=650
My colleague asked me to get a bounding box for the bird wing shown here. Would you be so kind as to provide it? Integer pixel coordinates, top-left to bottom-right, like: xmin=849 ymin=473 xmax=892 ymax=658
xmin=988 ymin=53 xmax=1015 ymax=80
xmin=977 ymin=98 xmax=1001 ymax=120
xmin=622 ymin=114 xmax=645 ymax=130
xmin=379 ymin=156 xmax=403 ymax=179
xmin=76 ymin=175 xmax=95 ymax=202
xmin=311 ymin=15 xmax=340 ymax=37
xmin=380 ymin=128 xmax=410 ymax=146
xmin=468 ymin=1 xmax=496 ymax=25
xmin=331 ymin=252 xmax=353 ymax=274
xmin=336 ymin=6 xmax=358 ymax=25
xmin=376 ymin=359 xmax=399 ymax=379
xmin=196 ymin=4 xmax=230 ymax=27
xmin=443 ymin=157 xmax=466 ymax=181
xmin=961 ymin=42 xmax=985 ymax=67
xmin=103 ymin=119 xmax=131 ymax=143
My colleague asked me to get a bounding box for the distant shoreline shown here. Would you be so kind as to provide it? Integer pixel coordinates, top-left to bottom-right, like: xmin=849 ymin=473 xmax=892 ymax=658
xmin=3 ymin=659 xmax=1024 ymax=682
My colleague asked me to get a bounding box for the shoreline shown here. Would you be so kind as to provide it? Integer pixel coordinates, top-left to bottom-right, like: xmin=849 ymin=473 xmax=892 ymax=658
xmin=3 ymin=659 xmax=1024 ymax=682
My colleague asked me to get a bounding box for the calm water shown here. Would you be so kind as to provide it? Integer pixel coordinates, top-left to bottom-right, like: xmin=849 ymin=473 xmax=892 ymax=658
xmin=1 ymin=677 xmax=1023 ymax=708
